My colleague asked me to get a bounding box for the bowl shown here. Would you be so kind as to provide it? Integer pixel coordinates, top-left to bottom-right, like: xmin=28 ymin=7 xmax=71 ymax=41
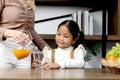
xmin=101 ymin=59 xmax=120 ymax=74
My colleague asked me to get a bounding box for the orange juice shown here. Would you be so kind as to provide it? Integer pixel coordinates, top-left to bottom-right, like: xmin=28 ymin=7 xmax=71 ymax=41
xmin=13 ymin=49 xmax=32 ymax=60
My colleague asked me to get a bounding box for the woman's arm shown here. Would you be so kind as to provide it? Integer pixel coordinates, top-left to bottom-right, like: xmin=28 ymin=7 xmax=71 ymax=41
xmin=0 ymin=0 xmax=5 ymax=41
xmin=29 ymin=28 xmax=51 ymax=51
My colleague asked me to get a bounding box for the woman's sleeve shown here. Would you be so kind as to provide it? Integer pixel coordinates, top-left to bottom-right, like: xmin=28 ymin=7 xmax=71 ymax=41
xmin=0 ymin=0 xmax=6 ymax=41
xmin=64 ymin=44 xmax=86 ymax=68
xmin=29 ymin=26 xmax=51 ymax=51
xmin=0 ymin=0 xmax=5 ymax=12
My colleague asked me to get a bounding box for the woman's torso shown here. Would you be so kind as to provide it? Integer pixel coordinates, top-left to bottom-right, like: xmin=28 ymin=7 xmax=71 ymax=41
xmin=0 ymin=0 xmax=34 ymax=31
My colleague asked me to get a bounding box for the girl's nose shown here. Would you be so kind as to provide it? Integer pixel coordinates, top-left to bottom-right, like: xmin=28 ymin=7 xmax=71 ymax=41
xmin=59 ymin=36 xmax=64 ymax=40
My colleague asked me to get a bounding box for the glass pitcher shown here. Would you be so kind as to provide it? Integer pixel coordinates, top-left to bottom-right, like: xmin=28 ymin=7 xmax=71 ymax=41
xmin=13 ymin=41 xmax=33 ymax=60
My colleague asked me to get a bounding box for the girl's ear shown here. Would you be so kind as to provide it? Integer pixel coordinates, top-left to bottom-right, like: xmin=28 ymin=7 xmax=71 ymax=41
xmin=72 ymin=38 xmax=77 ymax=44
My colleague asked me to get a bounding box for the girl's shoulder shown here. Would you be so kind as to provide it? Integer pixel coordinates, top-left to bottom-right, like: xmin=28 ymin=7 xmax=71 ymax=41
xmin=74 ymin=44 xmax=86 ymax=55
xmin=43 ymin=46 xmax=52 ymax=54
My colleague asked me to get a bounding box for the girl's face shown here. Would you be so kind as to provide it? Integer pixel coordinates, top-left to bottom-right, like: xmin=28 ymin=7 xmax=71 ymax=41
xmin=55 ymin=25 xmax=75 ymax=48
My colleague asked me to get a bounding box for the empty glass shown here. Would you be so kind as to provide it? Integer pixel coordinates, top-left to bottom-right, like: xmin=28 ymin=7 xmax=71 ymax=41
xmin=32 ymin=48 xmax=44 ymax=69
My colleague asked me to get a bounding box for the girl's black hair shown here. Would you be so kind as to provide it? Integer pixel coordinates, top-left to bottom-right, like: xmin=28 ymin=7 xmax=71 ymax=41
xmin=57 ymin=20 xmax=84 ymax=49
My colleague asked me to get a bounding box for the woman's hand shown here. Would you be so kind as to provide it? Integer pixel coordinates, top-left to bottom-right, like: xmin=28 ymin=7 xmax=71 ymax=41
xmin=4 ymin=29 xmax=30 ymax=44
xmin=41 ymin=62 xmax=61 ymax=70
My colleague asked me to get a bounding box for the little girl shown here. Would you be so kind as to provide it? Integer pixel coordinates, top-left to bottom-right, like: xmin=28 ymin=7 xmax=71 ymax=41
xmin=40 ymin=20 xmax=86 ymax=69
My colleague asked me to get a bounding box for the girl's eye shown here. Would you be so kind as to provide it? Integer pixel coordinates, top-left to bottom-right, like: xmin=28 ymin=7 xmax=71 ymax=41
xmin=64 ymin=35 xmax=69 ymax=38
xmin=57 ymin=33 xmax=60 ymax=35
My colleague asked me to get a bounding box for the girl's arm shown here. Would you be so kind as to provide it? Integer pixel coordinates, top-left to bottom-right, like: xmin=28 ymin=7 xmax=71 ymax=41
xmin=41 ymin=62 xmax=61 ymax=69
xmin=65 ymin=49 xmax=86 ymax=68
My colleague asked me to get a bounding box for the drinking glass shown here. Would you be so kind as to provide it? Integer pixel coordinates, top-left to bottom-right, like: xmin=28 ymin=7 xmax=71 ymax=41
xmin=32 ymin=49 xmax=44 ymax=69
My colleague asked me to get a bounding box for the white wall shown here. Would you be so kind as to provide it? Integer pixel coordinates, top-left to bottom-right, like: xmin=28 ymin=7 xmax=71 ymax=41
xmin=35 ymin=6 xmax=91 ymax=34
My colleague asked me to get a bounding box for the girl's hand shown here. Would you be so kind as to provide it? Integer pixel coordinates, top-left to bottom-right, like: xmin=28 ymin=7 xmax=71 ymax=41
xmin=41 ymin=62 xmax=61 ymax=70
xmin=4 ymin=29 xmax=30 ymax=44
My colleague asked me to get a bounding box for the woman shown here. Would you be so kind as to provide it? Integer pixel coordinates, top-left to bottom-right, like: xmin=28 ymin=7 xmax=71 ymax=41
xmin=0 ymin=0 xmax=49 ymax=68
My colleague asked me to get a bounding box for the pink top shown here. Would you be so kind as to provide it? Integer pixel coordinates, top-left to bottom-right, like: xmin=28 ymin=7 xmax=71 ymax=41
xmin=0 ymin=0 xmax=49 ymax=50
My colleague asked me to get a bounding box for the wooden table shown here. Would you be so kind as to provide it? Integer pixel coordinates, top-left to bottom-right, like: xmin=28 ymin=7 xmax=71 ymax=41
xmin=0 ymin=68 xmax=120 ymax=80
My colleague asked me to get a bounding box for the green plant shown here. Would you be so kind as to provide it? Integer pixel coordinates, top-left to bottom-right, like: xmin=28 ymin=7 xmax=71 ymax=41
xmin=84 ymin=42 xmax=100 ymax=61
